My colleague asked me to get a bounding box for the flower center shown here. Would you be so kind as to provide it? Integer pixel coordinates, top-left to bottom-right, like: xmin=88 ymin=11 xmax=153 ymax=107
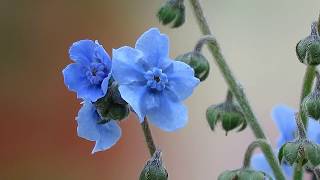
xmin=86 ymin=62 xmax=108 ymax=85
xmin=144 ymin=68 xmax=168 ymax=91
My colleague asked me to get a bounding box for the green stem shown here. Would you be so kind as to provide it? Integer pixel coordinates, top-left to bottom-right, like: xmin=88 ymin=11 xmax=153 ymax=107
xmin=141 ymin=118 xmax=156 ymax=156
xmin=242 ymin=139 xmax=280 ymax=170
xmin=188 ymin=0 xmax=285 ymax=179
xmin=299 ymin=66 xmax=316 ymax=127
xmin=293 ymin=160 xmax=303 ymax=180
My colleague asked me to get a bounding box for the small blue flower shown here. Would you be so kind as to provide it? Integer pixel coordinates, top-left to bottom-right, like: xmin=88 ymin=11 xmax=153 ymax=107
xmin=251 ymin=104 xmax=320 ymax=178
xmin=63 ymin=40 xmax=112 ymax=102
xmin=112 ymin=28 xmax=200 ymax=131
xmin=76 ymin=101 xmax=121 ymax=153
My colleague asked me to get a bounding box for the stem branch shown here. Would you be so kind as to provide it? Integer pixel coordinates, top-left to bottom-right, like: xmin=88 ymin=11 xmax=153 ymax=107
xmin=141 ymin=118 xmax=156 ymax=156
xmin=188 ymin=0 xmax=285 ymax=179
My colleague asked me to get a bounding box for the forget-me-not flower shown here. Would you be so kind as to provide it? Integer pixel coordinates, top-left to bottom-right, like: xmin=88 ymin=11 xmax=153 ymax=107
xmin=251 ymin=105 xmax=320 ymax=178
xmin=76 ymin=101 xmax=121 ymax=153
xmin=63 ymin=40 xmax=112 ymax=102
xmin=112 ymin=28 xmax=200 ymax=131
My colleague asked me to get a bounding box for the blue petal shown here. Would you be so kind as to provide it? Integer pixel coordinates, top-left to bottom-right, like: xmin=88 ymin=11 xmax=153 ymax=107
xmin=101 ymin=74 xmax=111 ymax=95
xmin=251 ymin=153 xmax=292 ymax=179
xmin=251 ymin=153 xmax=273 ymax=177
xmin=69 ymin=40 xmax=97 ymax=66
xmin=94 ymin=40 xmax=111 ymax=70
xmin=112 ymin=47 xmax=146 ymax=84
xmin=92 ymin=120 xmax=122 ymax=154
xmin=164 ymin=60 xmax=200 ymax=101
xmin=271 ymin=105 xmax=297 ymax=147
xmin=146 ymin=92 xmax=188 ymax=131
xmin=76 ymin=101 xmax=100 ymax=141
xmin=76 ymin=102 xmax=121 ymax=154
xmin=307 ymin=118 xmax=320 ymax=143
xmin=118 ymin=84 xmax=147 ymax=122
xmin=135 ymin=28 xmax=169 ymax=67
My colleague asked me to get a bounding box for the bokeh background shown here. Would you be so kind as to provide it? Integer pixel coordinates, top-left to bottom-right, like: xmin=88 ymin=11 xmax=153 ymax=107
xmin=1 ymin=0 xmax=320 ymax=179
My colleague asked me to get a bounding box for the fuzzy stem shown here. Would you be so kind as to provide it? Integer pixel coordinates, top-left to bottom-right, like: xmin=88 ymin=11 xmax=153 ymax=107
xmin=293 ymin=160 xmax=304 ymax=180
xmin=296 ymin=113 xmax=307 ymax=139
xmin=299 ymin=66 xmax=316 ymax=127
xmin=188 ymin=0 xmax=285 ymax=179
xmin=141 ymin=118 xmax=156 ymax=156
xmin=242 ymin=139 xmax=281 ymax=176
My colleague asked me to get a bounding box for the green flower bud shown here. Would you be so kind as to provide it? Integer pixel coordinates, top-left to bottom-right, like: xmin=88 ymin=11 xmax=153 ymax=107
xmin=278 ymin=139 xmax=320 ymax=167
xmin=218 ymin=169 xmax=272 ymax=180
xmin=303 ymin=90 xmax=320 ymax=120
xmin=206 ymin=92 xmax=246 ymax=135
xmin=296 ymin=22 xmax=320 ymax=66
xmin=109 ymin=81 xmax=127 ymax=105
xmin=140 ymin=150 xmax=168 ymax=180
xmin=94 ymin=80 xmax=130 ymax=121
xmin=303 ymin=71 xmax=320 ymax=120
xmin=157 ymin=0 xmax=185 ymax=28
xmin=176 ymin=52 xmax=210 ymax=81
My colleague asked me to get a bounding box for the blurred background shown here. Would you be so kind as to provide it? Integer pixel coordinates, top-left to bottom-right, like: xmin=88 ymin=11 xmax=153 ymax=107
xmin=1 ymin=0 xmax=320 ymax=179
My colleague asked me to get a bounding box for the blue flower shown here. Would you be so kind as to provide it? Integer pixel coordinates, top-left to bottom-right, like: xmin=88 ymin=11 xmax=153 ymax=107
xmin=251 ymin=104 xmax=320 ymax=178
xmin=112 ymin=28 xmax=200 ymax=131
xmin=63 ymin=40 xmax=112 ymax=102
xmin=76 ymin=101 xmax=121 ymax=153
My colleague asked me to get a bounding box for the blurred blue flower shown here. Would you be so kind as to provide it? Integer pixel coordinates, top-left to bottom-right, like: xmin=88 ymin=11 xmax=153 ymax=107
xmin=76 ymin=101 xmax=121 ymax=153
xmin=251 ymin=105 xmax=320 ymax=178
xmin=112 ymin=28 xmax=199 ymax=131
xmin=63 ymin=40 xmax=112 ymax=102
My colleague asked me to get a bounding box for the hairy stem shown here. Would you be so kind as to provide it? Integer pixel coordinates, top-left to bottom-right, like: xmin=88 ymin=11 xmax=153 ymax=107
xmin=188 ymin=0 xmax=285 ymax=179
xmin=299 ymin=66 xmax=316 ymax=127
xmin=293 ymin=160 xmax=303 ymax=180
xmin=242 ymin=139 xmax=280 ymax=170
xmin=141 ymin=118 xmax=156 ymax=156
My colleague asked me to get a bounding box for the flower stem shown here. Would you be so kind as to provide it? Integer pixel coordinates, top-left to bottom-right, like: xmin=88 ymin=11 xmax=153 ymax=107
xmin=293 ymin=160 xmax=303 ymax=180
xmin=299 ymin=66 xmax=316 ymax=127
xmin=141 ymin=118 xmax=156 ymax=156
xmin=242 ymin=139 xmax=279 ymax=170
xmin=189 ymin=0 xmax=285 ymax=179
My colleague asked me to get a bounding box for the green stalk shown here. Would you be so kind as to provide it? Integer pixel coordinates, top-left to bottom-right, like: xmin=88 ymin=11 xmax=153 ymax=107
xmin=293 ymin=160 xmax=303 ymax=180
xmin=188 ymin=0 xmax=285 ymax=179
xmin=141 ymin=118 xmax=156 ymax=156
xmin=299 ymin=66 xmax=316 ymax=127
xmin=242 ymin=139 xmax=280 ymax=171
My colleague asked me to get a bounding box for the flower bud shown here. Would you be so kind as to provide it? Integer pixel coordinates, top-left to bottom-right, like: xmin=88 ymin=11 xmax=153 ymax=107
xmin=140 ymin=150 xmax=168 ymax=180
xmin=206 ymin=92 xmax=246 ymax=135
xmin=218 ymin=169 xmax=272 ymax=180
xmin=94 ymin=80 xmax=130 ymax=121
xmin=278 ymin=139 xmax=320 ymax=167
xmin=176 ymin=52 xmax=210 ymax=81
xmin=303 ymin=90 xmax=320 ymax=120
xmin=296 ymin=22 xmax=320 ymax=66
xmin=303 ymin=71 xmax=320 ymax=120
xmin=157 ymin=0 xmax=185 ymax=28
xmin=109 ymin=81 xmax=127 ymax=105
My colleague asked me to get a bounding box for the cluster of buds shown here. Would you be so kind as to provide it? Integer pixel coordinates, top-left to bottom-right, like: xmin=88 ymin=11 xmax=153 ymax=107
xmin=94 ymin=79 xmax=130 ymax=122
xmin=296 ymin=22 xmax=320 ymax=66
xmin=157 ymin=0 xmax=185 ymax=28
xmin=218 ymin=168 xmax=272 ymax=180
xmin=206 ymin=91 xmax=246 ymax=135
xmin=278 ymin=139 xmax=320 ymax=168
xmin=139 ymin=150 xmax=168 ymax=180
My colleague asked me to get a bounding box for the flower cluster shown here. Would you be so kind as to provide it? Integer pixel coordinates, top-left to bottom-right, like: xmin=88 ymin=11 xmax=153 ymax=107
xmin=62 ymin=28 xmax=199 ymax=153
xmin=251 ymin=105 xmax=320 ymax=178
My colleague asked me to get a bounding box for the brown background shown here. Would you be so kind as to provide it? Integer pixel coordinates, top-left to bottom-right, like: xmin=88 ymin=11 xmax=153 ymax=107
xmin=1 ymin=0 xmax=320 ymax=179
